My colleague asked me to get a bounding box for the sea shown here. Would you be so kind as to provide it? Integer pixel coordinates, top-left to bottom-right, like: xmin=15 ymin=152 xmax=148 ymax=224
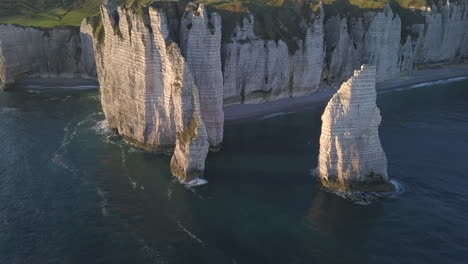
xmin=0 ymin=78 xmax=467 ymax=264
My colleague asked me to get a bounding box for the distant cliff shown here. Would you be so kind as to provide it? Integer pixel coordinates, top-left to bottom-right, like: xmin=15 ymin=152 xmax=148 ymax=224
xmin=0 ymin=25 xmax=96 ymax=90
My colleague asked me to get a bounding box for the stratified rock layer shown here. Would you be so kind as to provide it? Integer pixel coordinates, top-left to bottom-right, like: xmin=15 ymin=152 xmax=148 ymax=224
xmin=316 ymin=65 xmax=389 ymax=191
xmin=222 ymin=7 xmax=324 ymax=104
xmin=92 ymin=5 xmax=177 ymax=152
xmin=0 ymin=25 xmax=96 ymax=90
xmin=85 ymin=3 xmax=211 ymax=180
xmin=180 ymin=4 xmax=224 ymax=149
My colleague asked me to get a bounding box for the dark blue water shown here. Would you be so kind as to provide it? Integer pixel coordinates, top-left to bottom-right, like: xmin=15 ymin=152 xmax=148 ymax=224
xmin=0 ymin=79 xmax=467 ymax=264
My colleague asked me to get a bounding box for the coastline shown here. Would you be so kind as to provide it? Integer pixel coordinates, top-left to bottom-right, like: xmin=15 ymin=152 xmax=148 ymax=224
xmin=224 ymin=64 xmax=468 ymax=123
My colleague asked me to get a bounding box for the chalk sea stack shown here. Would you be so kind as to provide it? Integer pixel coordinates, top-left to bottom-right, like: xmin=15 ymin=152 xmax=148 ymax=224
xmin=168 ymin=43 xmax=209 ymax=182
xmin=316 ymin=65 xmax=391 ymax=192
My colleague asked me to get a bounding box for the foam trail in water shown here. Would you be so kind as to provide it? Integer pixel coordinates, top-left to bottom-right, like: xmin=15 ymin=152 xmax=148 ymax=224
xmin=96 ymin=187 xmax=109 ymax=216
xmin=176 ymin=221 xmax=204 ymax=245
xmin=52 ymin=112 xmax=101 ymax=172
xmin=408 ymin=76 xmax=468 ymax=89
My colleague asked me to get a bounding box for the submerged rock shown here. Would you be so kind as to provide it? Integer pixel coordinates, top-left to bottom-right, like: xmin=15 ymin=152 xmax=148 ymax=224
xmin=316 ymin=65 xmax=390 ymax=192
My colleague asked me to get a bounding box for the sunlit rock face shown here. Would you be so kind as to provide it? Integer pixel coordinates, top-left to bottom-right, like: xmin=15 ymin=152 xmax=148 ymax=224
xmin=90 ymin=5 xmax=177 ymax=152
xmin=85 ymin=3 xmax=211 ymax=180
xmin=168 ymin=43 xmax=209 ymax=182
xmin=316 ymin=65 xmax=389 ymax=191
xmin=0 ymin=25 xmax=96 ymax=90
xmin=180 ymin=4 xmax=224 ymax=149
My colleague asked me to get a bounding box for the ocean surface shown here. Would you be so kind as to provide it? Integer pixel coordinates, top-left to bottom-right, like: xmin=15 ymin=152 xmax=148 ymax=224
xmin=0 ymin=78 xmax=467 ymax=264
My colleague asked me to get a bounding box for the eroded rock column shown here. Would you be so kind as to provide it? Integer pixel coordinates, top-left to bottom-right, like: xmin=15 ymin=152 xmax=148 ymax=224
xmin=180 ymin=4 xmax=224 ymax=150
xmin=168 ymin=43 xmax=209 ymax=182
xmin=316 ymin=65 xmax=390 ymax=192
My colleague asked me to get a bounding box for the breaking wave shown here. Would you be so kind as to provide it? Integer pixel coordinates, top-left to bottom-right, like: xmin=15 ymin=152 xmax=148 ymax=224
xmin=92 ymin=120 xmax=110 ymax=135
xmin=260 ymin=112 xmax=294 ymax=120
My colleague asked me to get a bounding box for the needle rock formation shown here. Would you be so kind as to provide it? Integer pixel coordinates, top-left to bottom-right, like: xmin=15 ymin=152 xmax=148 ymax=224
xmin=316 ymin=65 xmax=390 ymax=192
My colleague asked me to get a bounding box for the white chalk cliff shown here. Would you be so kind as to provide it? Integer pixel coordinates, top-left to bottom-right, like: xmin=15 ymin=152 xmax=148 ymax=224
xmin=316 ymin=65 xmax=389 ymax=191
xmin=0 ymin=25 xmax=96 ymax=90
xmin=180 ymin=4 xmax=224 ymax=149
xmin=168 ymin=43 xmax=209 ymax=182
xmin=82 ymin=2 xmax=212 ymax=180
xmin=222 ymin=7 xmax=325 ymax=104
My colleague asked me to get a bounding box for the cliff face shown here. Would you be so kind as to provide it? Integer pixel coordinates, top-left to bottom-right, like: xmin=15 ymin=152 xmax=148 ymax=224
xmin=316 ymin=65 xmax=389 ymax=191
xmin=325 ymin=5 xmax=404 ymax=83
xmin=180 ymin=5 xmax=224 ymax=149
xmin=83 ymin=3 xmax=215 ymax=180
xmin=222 ymin=9 xmax=325 ymax=104
xmin=89 ymin=5 xmax=177 ymax=152
xmin=0 ymin=24 xmax=96 ymax=90
xmin=414 ymin=2 xmax=468 ymax=64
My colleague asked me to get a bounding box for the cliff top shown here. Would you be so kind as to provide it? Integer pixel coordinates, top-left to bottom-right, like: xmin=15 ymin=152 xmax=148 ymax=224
xmin=0 ymin=0 xmax=464 ymax=28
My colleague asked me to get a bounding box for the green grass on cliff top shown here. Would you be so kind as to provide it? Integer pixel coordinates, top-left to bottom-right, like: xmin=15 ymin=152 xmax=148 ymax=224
xmin=0 ymin=0 xmax=462 ymax=28
xmin=0 ymin=0 xmax=104 ymax=27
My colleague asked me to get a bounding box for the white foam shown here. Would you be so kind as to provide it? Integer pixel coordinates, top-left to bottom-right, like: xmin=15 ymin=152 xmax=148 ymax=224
xmin=260 ymin=112 xmax=294 ymax=120
xmin=408 ymin=76 xmax=468 ymax=89
xmin=185 ymin=178 xmax=208 ymax=187
xmin=92 ymin=120 xmax=110 ymax=135
xmin=0 ymin=107 xmax=18 ymax=114
xmin=96 ymin=187 xmax=109 ymax=216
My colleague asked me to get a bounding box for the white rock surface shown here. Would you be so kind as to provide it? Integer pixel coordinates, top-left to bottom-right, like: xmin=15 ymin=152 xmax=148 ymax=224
xmin=168 ymin=43 xmax=209 ymax=181
xmin=87 ymin=3 xmax=211 ymax=179
xmin=324 ymin=16 xmax=360 ymax=84
xmin=0 ymin=25 xmax=96 ymax=90
xmin=222 ymin=8 xmax=325 ymax=104
xmin=92 ymin=5 xmax=177 ymax=151
xmin=363 ymin=4 xmax=402 ymax=82
xmin=316 ymin=65 xmax=389 ymax=191
xmin=415 ymin=2 xmax=468 ymax=63
xmin=180 ymin=4 xmax=224 ymax=149
xmin=292 ymin=7 xmax=325 ymax=97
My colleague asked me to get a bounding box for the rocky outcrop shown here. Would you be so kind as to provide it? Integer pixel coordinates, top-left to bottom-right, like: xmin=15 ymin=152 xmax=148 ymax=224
xmin=316 ymin=65 xmax=389 ymax=191
xmin=168 ymin=43 xmax=209 ymax=182
xmin=180 ymin=4 xmax=224 ymax=149
xmin=0 ymin=24 xmax=96 ymax=90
